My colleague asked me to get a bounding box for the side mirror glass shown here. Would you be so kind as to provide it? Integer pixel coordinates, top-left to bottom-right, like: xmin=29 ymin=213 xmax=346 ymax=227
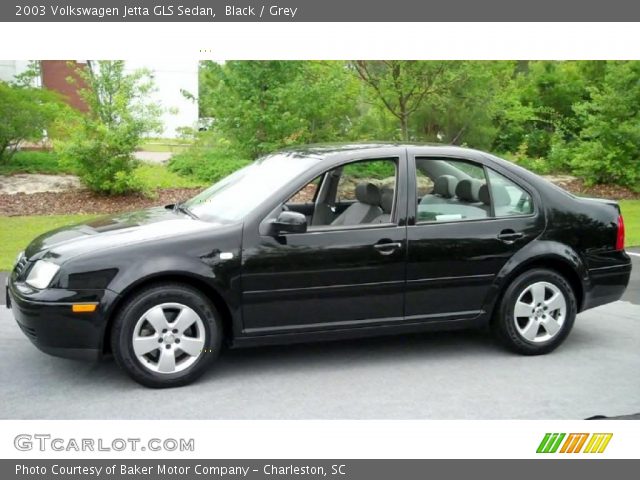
xmin=270 ymin=211 xmax=307 ymax=235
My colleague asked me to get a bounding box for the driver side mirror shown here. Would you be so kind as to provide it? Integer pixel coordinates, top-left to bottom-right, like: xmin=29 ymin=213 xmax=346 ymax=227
xmin=269 ymin=211 xmax=307 ymax=235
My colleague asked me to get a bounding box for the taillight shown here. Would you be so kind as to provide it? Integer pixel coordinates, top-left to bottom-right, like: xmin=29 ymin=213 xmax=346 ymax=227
xmin=616 ymin=215 xmax=625 ymax=251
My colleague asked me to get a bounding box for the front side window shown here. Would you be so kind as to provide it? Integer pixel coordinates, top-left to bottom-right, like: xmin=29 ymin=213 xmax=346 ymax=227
xmin=330 ymin=158 xmax=397 ymax=227
xmin=283 ymin=158 xmax=397 ymax=228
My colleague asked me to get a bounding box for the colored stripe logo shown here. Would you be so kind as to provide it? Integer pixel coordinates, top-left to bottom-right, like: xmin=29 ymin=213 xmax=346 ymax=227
xmin=537 ymin=433 xmax=612 ymax=453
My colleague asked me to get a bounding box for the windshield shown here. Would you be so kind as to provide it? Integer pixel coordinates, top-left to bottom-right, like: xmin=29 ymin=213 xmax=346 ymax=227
xmin=184 ymin=153 xmax=320 ymax=222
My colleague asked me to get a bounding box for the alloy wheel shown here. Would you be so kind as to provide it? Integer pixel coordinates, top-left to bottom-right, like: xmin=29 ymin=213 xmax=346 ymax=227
xmin=132 ymin=302 xmax=206 ymax=374
xmin=513 ymin=281 xmax=567 ymax=343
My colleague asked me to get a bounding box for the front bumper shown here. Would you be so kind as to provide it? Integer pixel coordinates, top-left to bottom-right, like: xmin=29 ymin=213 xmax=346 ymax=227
xmin=7 ymin=278 xmax=118 ymax=361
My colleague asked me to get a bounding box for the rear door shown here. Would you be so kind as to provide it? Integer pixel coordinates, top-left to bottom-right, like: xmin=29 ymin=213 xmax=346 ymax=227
xmin=405 ymin=150 xmax=545 ymax=322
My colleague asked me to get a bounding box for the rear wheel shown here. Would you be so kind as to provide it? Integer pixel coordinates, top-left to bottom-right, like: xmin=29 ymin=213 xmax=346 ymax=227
xmin=111 ymin=283 xmax=222 ymax=388
xmin=493 ymin=268 xmax=576 ymax=355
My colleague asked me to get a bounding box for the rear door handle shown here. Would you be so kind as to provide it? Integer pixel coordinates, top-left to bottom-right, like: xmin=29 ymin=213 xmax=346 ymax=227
xmin=373 ymin=242 xmax=402 ymax=255
xmin=497 ymin=230 xmax=524 ymax=243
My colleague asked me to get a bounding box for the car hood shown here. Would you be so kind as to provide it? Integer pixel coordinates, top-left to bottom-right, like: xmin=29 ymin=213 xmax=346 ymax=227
xmin=25 ymin=207 xmax=220 ymax=263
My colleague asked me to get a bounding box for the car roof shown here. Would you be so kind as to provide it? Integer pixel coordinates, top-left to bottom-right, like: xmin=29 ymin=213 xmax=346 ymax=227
xmin=273 ymin=142 xmax=555 ymax=195
xmin=276 ymin=142 xmax=483 ymax=160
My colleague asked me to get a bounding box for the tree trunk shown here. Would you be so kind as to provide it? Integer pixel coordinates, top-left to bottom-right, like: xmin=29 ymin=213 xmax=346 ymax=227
xmin=400 ymin=114 xmax=409 ymax=141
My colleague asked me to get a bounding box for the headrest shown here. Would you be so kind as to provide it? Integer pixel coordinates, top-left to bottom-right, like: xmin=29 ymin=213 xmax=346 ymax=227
xmin=479 ymin=184 xmax=511 ymax=207
xmin=380 ymin=190 xmax=394 ymax=214
xmin=469 ymin=179 xmax=485 ymax=202
xmin=455 ymin=179 xmax=475 ymax=202
xmin=355 ymin=182 xmax=381 ymax=206
xmin=433 ymin=175 xmax=457 ymax=198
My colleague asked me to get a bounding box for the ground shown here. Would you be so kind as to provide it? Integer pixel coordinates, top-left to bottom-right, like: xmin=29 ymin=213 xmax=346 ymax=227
xmin=0 ymin=253 xmax=637 ymax=420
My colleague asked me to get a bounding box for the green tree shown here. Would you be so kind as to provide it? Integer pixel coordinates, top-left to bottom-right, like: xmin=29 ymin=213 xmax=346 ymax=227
xmin=201 ymin=61 xmax=359 ymax=157
xmin=410 ymin=61 xmax=515 ymax=148
xmin=492 ymin=61 xmax=605 ymax=161
xmin=569 ymin=61 xmax=640 ymax=189
xmin=0 ymin=81 xmax=64 ymax=161
xmin=60 ymin=61 xmax=162 ymax=194
xmin=352 ymin=61 xmax=473 ymax=141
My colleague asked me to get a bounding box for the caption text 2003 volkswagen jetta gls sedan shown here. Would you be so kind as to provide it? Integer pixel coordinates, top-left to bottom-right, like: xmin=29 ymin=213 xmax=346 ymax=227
xmin=7 ymin=144 xmax=632 ymax=387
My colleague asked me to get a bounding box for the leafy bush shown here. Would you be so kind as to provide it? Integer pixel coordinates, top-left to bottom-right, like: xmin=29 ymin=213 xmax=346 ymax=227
xmin=0 ymin=81 xmax=66 ymax=161
xmin=500 ymin=143 xmax=556 ymax=175
xmin=168 ymin=134 xmax=251 ymax=183
xmin=0 ymin=150 xmax=74 ymax=175
xmin=59 ymin=61 xmax=162 ymax=195
xmin=346 ymin=159 xmax=396 ymax=179
xmin=135 ymin=163 xmax=207 ymax=190
xmin=567 ymin=62 xmax=640 ymax=190
xmin=62 ymin=125 xmax=147 ymax=194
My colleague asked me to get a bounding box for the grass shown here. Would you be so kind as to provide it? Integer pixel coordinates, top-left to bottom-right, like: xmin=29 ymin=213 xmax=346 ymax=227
xmin=620 ymin=200 xmax=640 ymax=247
xmin=0 ymin=214 xmax=96 ymax=270
xmin=134 ymin=163 xmax=207 ymax=190
xmin=0 ymin=151 xmax=75 ymax=175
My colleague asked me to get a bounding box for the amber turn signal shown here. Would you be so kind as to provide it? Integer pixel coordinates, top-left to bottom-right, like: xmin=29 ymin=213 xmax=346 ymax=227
xmin=72 ymin=304 xmax=97 ymax=313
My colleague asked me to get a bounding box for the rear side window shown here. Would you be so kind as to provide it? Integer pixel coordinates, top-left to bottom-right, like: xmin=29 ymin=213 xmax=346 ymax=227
xmin=416 ymin=158 xmax=488 ymax=222
xmin=486 ymin=168 xmax=534 ymax=217
xmin=415 ymin=158 xmax=534 ymax=223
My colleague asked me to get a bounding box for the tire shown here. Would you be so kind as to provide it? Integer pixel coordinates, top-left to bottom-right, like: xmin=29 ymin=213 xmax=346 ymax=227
xmin=110 ymin=283 xmax=223 ymax=388
xmin=492 ymin=268 xmax=577 ymax=355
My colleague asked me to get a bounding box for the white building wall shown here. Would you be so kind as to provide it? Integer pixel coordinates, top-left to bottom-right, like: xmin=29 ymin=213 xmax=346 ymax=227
xmin=0 ymin=60 xmax=32 ymax=83
xmin=125 ymin=60 xmax=199 ymax=138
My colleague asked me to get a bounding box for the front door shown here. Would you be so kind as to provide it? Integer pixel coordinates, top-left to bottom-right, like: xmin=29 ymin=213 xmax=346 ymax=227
xmin=240 ymin=155 xmax=408 ymax=335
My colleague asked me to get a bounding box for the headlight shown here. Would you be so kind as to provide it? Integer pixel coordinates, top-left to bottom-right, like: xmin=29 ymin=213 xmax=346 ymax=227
xmin=26 ymin=260 xmax=60 ymax=289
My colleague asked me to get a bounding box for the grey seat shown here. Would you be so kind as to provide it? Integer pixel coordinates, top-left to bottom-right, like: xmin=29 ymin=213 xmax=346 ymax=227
xmin=469 ymin=178 xmax=485 ymax=203
xmin=373 ymin=189 xmax=394 ymax=223
xmin=331 ymin=182 xmax=383 ymax=226
xmin=479 ymin=183 xmax=512 ymax=215
xmin=455 ymin=179 xmax=490 ymax=219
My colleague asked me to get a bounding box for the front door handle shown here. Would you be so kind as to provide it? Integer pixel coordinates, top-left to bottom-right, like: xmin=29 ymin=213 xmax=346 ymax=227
xmin=497 ymin=230 xmax=524 ymax=243
xmin=373 ymin=241 xmax=402 ymax=255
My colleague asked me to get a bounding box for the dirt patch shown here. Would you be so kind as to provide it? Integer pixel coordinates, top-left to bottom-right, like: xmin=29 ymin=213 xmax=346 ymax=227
xmin=0 ymin=188 xmax=203 ymax=216
xmin=0 ymin=174 xmax=83 ymax=195
xmin=134 ymin=151 xmax=173 ymax=164
xmin=541 ymin=175 xmax=639 ymax=200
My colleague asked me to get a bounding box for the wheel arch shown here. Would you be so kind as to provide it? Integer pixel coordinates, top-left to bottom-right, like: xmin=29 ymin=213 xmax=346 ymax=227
xmin=101 ymin=273 xmax=234 ymax=354
xmin=484 ymin=243 xmax=587 ymax=323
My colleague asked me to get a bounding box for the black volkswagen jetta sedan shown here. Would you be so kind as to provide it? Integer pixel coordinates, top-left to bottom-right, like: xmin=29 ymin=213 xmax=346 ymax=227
xmin=7 ymin=144 xmax=632 ymax=387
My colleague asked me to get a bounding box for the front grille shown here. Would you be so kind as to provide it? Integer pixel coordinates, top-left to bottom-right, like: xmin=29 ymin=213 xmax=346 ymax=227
xmin=13 ymin=254 xmax=28 ymax=279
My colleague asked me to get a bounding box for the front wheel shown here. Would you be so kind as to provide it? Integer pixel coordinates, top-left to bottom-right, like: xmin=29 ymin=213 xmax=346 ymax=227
xmin=493 ymin=268 xmax=577 ymax=355
xmin=111 ymin=283 xmax=223 ymax=388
